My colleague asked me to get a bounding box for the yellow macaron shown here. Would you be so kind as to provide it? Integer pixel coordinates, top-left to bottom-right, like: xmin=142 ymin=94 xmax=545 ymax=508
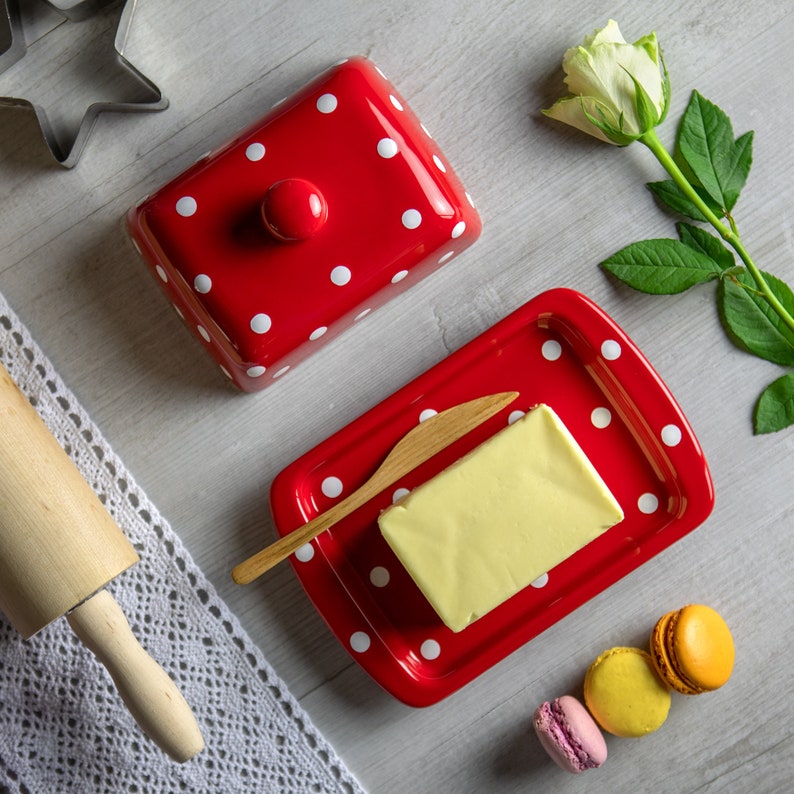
xmin=584 ymin=647 xmax=671 ymax=737
xmin=650 ymin=604 xmax=734 ymax=695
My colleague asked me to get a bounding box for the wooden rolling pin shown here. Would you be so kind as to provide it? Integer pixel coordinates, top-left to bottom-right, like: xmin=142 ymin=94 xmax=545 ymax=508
xmin=0 ymin=363 xmax=204 ymax=762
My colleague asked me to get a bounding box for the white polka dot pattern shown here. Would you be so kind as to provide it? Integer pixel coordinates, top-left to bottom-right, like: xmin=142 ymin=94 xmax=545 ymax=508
xmin=321 ymin=476 xmax=344 ymax=498
xmin=420 ymin=640 xmax=441 ymax=660
xmin=370 ymin=566 xmax=390 ymax=587
xmin=601 ymin=339 xmax=622 ymax=360
xmin=350 ymin=631 xmax=371 ymax=653
xmin=638 ymin=493 xmax=660 ymax=514
xmin=259 ymin=284 xmax=715 ymax=710
xmin=316 ymin=93 xmax=338 ymax=113
xmin=392 ymin=487 xmax=410 ymax=502
xmin=194 ymin=274 xmax=212 ymax=293
xmin=245 ymin=142 xmax=265 ymax=161
xmin=296 ymin=330 xmax=696 ymax=666
xmin=542 ymin=339 xmax=562 ymax=361
xmin=591 ymin=407 xmax=612 ymax=428
xmin=401 ymin=209 xmax=422 ymax=229
xmin=662 ymin=423 xmax=682 ymax=446
xmin=294 ymin=543 xmax=315 ymax=562
xmin=377 ymin=138 xmax=398 ymax=158
xmin=330 ymin=265 xmax=352 ymax=286
xmin=128 ymin=57 xmax=482 ymax=392
xmin=175 ymin=196 xmax=197 ymax=217
xmin=250 ymin=313 xmax=272 ymax=334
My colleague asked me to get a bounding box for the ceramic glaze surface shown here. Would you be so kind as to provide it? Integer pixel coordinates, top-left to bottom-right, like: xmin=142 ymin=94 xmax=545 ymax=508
xmin=127 ymin=57 xmax=481 ymax=391
xmin=269 ymin=289 xmax=714 ymax=706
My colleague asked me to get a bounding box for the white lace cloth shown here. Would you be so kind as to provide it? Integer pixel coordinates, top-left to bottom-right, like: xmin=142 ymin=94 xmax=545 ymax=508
xmin=0 ymin=291 xmax=364 ymax=794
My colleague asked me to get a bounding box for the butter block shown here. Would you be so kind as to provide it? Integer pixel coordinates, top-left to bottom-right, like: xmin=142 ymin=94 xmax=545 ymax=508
xmin=378 ymin=404 xmax=624 ymax=632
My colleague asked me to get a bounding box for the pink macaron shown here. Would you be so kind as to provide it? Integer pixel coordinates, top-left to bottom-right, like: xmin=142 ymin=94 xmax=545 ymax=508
xmin=533 ymin=695 xmax=608 ymax=773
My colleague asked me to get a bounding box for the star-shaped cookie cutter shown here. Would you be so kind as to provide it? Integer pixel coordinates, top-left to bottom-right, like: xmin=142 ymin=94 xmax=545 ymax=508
xmin=0 ymin=0 xmax=167 ymax=167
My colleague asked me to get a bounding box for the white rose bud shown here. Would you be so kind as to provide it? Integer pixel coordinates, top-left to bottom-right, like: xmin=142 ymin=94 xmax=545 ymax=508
xmin=543 ymin=20 xmax=670 ymax=145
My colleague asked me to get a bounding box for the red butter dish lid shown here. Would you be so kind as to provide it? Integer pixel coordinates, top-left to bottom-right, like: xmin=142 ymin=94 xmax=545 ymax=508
xmin=127 ymin=57 xmax=482 ymax=391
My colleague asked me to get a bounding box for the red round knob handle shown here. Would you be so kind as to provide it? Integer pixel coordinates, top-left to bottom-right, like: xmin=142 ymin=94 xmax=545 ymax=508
xmin=261 ymin=178 xmax=328 ymax=241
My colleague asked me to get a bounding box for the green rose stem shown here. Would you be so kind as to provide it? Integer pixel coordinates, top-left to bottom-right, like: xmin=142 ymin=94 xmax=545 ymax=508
xmin=639 ymin=127 xmax=794 ymax=336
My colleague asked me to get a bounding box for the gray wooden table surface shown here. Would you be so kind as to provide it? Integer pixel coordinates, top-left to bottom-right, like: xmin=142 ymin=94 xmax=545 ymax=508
xmin=1 ymin=0 xmax=792 ymax=791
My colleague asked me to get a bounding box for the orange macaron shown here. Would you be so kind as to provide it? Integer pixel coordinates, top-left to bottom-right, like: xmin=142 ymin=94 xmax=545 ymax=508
xmin=650 ymin=604 xmax=734 ymax=695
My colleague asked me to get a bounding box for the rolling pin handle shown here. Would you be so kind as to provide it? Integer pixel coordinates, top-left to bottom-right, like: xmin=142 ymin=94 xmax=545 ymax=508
xmin=66 ymin=589 xmax=204 ymax=762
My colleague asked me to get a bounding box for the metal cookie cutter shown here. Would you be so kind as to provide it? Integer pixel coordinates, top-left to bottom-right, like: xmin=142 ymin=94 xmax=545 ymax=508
xmin=0 ymin=0 xmax=167 ymax=167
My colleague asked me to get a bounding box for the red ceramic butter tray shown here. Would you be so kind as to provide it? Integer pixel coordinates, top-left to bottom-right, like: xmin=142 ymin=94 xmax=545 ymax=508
xmin=127 ymin=57 xmax=481 ymax=391
xmin=269 ymin=288 xmax=715 ymax=706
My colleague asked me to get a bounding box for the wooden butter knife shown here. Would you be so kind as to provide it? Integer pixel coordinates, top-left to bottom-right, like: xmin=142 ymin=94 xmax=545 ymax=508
xmin=231 ymin=391 xmax=519 ymax=584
